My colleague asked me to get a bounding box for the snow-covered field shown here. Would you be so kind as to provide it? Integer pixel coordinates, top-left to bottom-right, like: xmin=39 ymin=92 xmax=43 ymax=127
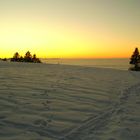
xmin=0 ymin=61 xmax=140 ymax=140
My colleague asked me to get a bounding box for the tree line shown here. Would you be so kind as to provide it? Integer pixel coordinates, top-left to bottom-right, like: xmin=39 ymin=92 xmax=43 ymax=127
xmin=11 ymin=51 xmax=41 ymax=63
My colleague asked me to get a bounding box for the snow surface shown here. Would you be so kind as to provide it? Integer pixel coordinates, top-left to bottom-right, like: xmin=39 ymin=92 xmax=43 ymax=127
xmin=0 ymin=61 xmax=140 ymax=140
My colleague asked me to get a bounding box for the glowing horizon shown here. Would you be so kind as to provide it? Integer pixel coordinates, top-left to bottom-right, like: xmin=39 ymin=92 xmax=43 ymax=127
xmin=0 ymin=0 xmax=139 ymax=58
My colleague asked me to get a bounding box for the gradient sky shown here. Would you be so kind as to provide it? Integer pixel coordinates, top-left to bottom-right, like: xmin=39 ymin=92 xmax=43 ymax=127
xmin=0 ymin=0 xmax=140 ymax=58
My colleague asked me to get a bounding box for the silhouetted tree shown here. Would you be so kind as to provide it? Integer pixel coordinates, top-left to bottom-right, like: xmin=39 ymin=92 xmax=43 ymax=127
xmin=130 ymin=48 xmax=140 ymax=70
xmin=24 ymin=51 xmax=32 ymax=62
xmin=11 ymin=52 xmax=20 ymax=62
xmin=10 ymin=51 xmax=41 ymax=63
xmin=32 ymin=54 xmax=41 ymax=63
xmin=33 ymin=54 xmax=36 ymax=59
xmin=14 ymin=52 xmax=20 ymax=59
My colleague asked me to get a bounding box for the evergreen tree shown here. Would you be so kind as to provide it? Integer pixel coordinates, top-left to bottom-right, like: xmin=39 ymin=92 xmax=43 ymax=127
xmin=11 ymin=51 xmax=41 ymax=63
xmin=14 ymin=52 xmax=20 ymax=59
xmin=32 ymin=54 xmax=41 ymax=63
xmin=11 ymin=52 xmax=20 ymax=61
xmin=130 ymin=48 xmax=140 ymax=70
xmin=33 ymin=54 xmax=36 ymax=59
xmin=24 ymin=51 xmax=32 ymax=62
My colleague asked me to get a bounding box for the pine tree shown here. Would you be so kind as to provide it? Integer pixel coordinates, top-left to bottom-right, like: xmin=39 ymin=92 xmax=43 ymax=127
xmin=130 ymin=48 xmax=140 ymax=70
xmin=11 ymin=51 xmax=41 ymax=63
xmin=24 ymin=51 xmax=32 ymax=62
xmin=14 ymin=52 xmax=20 ymax=59
xmin=11 ymin=52 xmax=20 ymax=61
xmin=33 ymin=54 xmax=36 ymax=59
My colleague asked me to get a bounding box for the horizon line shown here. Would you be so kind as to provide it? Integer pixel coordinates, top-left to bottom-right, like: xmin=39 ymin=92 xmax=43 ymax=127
xmin=0 ymin=57 xmax=130 ymax=59
xmin=40 ymin=57 xmax=130 ymax=59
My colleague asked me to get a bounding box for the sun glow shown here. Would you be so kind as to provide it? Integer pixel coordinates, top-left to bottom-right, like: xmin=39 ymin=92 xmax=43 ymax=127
xmin=0 ymin=0 xmax=139 ymax=58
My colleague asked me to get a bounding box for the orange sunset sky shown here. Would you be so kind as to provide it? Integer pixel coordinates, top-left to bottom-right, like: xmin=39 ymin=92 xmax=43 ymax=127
xmin=0 ymin=0 xmax=140 ymax=58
